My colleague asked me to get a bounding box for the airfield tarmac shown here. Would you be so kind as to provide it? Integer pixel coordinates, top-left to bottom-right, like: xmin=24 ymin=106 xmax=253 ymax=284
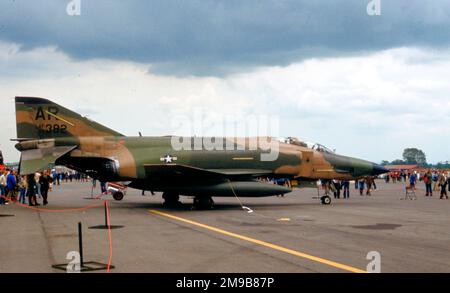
xmin=1 ymin=180 xmax=449 ymax=273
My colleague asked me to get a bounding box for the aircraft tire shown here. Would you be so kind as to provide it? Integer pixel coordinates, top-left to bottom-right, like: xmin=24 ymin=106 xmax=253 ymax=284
xmin=321 ymin=195 xmax=331 ymax=205
xmin=162 ymin=192 xmax=181 ymax=207
xmin=193 ymin=196 xmax=214 ymax=210
xmin=112 ymin=191 xmax=124 ymax=201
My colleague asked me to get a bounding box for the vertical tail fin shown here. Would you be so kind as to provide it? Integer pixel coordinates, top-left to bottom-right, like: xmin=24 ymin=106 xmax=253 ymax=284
xmin=15 ymin=96 xmax=123 ymax=140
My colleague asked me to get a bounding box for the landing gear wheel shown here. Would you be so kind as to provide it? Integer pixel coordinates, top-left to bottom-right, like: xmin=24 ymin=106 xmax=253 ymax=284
xmin=193 ymin=197 xmax=215 ymax=210
xmin=321 ymin=195 xmax=331 ymax=205
xmin=162 ymin=193 xmax=181 ymax=207
xmin=112 ymin=191 xmax=124 ymax=201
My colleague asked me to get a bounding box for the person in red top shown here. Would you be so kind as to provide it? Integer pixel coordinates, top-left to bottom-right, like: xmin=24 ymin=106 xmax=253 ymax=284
xmin=0 ymin=150 xmax=5 ymax=172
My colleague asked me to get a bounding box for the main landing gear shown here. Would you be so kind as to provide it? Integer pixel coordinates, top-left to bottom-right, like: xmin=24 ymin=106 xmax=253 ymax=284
xmin=193 ymin=196 xmax=215 ymax=210
xmin=162 ymin=192 xmax=182 ymax=207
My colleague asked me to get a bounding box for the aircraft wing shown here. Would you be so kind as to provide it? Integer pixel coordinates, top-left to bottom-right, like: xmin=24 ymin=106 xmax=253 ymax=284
xmin=207 ymin=169 xmax=273 ymax=176
xmin=144 ymin=164 xmax=226 ymax=182
xmin=143 ymin=164 xmax=273 ymax=182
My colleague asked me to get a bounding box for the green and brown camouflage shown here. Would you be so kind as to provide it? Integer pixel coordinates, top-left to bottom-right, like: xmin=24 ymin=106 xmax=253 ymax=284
xmin=14 ymin=97 xmax=388 ymax=200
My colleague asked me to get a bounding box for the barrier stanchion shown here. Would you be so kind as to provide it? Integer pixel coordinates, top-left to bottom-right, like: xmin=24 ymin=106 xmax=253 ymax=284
xmin=52 ymin=220 xmax=115 ymax=272
xmin=89 ymin=201 xmax=124 ymax=230
xmin=1 ymin=195 xmax=115 ymax=272
xmin=78 ymin=222 xmax=84 ymax=267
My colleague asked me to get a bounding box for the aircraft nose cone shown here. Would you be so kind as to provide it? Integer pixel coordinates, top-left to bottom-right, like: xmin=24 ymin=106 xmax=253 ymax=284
xmin=372 ymin=164 xmax=389 ymax=176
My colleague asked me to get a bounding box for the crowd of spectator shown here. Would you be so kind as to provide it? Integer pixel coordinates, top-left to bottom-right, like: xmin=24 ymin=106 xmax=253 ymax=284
xmin=385 ymin=169 xmax=449 ymax=199
xmin=421 ymin=170 xmax=449 ymax=199
xmin=2 ymin=166 xmax=449 ymax=205
xmin=0 ymin=168 xmax=89 ymax=206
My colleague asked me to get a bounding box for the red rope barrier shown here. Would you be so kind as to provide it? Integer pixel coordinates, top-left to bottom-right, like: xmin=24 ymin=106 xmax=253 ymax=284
xmin=1 ymin=194 xmax=114 ymax=272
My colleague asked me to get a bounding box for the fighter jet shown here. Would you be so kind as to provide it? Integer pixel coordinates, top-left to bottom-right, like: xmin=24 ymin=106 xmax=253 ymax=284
xmin=14 ymin=97 xmax=388 ymax=208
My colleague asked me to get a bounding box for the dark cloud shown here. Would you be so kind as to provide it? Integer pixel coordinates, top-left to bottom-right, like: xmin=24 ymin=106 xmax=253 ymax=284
xmin=1 ymin=0 xmax=449 ymax=76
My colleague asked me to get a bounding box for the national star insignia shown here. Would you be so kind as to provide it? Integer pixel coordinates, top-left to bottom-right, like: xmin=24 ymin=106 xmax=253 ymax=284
xmin=160 ymin=154 xmax=178 ymax=163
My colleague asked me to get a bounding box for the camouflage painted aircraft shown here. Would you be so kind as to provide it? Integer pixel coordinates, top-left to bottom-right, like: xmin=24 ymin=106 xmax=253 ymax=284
xmin=14 ymin=97 xmax=388 ymax=207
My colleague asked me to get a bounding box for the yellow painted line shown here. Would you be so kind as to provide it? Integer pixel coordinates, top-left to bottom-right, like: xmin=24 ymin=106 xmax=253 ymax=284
xmin=45 ymin=111 xmax=75 ymax=126
xmin=232 ymin=157 xmax=254 ymax=161
xmin=149 ymin=209 xmax=366 ymax=273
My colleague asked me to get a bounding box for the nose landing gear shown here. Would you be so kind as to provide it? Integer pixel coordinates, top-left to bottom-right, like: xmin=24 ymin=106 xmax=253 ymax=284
xmin=320 ymin=195 xmax=331 ymax=205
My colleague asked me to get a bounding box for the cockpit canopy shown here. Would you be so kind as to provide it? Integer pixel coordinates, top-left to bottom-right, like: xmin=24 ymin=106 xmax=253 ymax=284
xmin=278 ymin=137 xmax=308 ymax=147
xmin=278 ymin=137 xmax=335 ymax=154
xmin=310 ymin=143 xmax=335 ymax=154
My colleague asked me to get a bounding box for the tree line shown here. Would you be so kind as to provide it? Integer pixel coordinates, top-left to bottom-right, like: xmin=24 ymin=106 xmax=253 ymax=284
xmin=381 ymin=148 xmax=450 ymax=169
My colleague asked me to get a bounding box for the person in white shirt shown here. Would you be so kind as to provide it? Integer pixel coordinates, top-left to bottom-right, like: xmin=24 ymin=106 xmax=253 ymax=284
xmin=35 ymin=172 xmax=42 ymax=199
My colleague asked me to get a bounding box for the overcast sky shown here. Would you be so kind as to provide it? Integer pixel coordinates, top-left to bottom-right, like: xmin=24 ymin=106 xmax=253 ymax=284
xmin=0 ymin=0 xmax=449 ymax=163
